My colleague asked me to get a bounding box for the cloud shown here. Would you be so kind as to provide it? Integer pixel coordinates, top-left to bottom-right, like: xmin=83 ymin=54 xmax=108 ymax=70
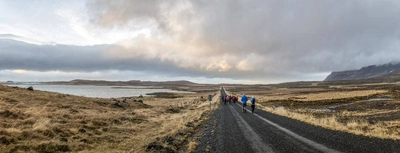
xmin=2 ymin=0 xmax=400 ymax=83
xmin=84 ymin=0 xmax=400 ymax=80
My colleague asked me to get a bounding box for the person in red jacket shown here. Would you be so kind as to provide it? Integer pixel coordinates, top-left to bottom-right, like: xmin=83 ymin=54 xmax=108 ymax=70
xmin=235 ymin=96 xmax=238 ymax=103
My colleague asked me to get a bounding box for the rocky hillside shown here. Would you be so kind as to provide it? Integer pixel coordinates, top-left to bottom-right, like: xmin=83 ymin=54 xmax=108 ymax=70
xmin=324 ymin=62 xmax=400 ymax=81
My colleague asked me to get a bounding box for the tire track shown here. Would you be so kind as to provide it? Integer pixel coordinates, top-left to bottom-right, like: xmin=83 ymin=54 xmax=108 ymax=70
xmin=228 ymin=105 xmax=275 ymax=153
xmin=230 ymin=103 xmax=320 ymax=153
xmin=234 ymin=102 xmax=342 ymax=153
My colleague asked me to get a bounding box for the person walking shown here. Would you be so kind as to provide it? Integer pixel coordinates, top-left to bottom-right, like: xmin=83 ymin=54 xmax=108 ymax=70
xmin=241 ymin=94 xmax=248 ymax=113
xmin=224 ymin=95 xmax=227 ymax=105
xmin=250 ymin=96 xmax=256 ymax=113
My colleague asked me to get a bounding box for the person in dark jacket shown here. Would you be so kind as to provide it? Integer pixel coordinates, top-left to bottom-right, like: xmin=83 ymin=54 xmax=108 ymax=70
xmin=224 ymin=95 xmax=227 ymax=105
xmin=250 ymin=96 xmax=256 ymax=113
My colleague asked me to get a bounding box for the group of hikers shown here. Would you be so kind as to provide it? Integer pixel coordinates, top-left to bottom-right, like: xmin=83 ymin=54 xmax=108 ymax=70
xmin=222 ymin=94 xmax=256 ymax=113
xmin=222 ymin=95 xmax=239 ymax=105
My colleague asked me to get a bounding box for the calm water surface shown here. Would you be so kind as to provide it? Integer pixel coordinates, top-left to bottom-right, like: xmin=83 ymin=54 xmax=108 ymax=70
xmin=9 ymin=84 xmax=192 ymax=98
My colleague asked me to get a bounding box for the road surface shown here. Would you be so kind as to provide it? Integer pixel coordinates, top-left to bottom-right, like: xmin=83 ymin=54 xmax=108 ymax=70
xmin=195 ymin=88 xmax=400 ymax=153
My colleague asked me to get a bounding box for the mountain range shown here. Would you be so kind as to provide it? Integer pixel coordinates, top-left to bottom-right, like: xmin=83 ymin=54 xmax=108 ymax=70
xmin=324 ymin=62 xmax=400 ymax=81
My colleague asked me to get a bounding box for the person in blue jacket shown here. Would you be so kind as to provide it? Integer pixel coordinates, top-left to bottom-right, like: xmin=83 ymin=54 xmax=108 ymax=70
xmin=250 ymin=96 xmax=256 ymax=113
xmin=241 ymin=94 xmax=248 ymax=113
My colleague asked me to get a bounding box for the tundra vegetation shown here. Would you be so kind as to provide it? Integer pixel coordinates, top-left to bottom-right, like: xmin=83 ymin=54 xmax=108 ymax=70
xmin=0 ymin=84 xmax=220 ymax=152
xmin=225 ymin=81 xmax=400 ymax=140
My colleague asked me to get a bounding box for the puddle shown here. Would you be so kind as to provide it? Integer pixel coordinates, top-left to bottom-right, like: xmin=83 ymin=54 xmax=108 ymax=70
xmin=295 ymin=108 xmax=335 ymax=113
xmin=361 ymin=98 xmax=392 ymax=102
xmin=328 ymin=103 xmax=355 ymax=109
xmin=273 ymin=106 xmax=335 ymax=113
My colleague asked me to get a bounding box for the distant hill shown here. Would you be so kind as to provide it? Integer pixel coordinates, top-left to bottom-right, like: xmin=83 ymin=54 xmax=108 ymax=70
xmin=46 ymin=79 xmax=198 ymax=86
xmin=324 ymin=62 xmax=400 ymax=81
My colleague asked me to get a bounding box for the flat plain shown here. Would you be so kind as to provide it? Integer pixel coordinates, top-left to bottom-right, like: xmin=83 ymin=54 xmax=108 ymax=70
xmin=224 ymin=81 xmax=400 ymax=140
xmin=2 ymin=79 xmax=400 ymax=153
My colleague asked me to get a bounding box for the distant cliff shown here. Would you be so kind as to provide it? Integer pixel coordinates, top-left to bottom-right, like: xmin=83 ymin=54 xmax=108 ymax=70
xmin=324 ymin=62 xmax=400 ymax=81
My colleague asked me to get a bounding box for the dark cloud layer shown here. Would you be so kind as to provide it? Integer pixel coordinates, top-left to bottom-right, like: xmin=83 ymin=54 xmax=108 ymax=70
xmin=0 ymin=39 xmax=186 ymax=74
xmin=0 ymin=39 xmax=249 ymax=79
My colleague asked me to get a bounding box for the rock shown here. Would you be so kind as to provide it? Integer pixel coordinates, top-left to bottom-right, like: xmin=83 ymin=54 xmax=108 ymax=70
xmin=139 ymin=94 xmax=144 ymax=98
xmin=138 ymin=100 xmax=143 ymax=103
xmin=122 ymin=98 xmax=127 ymax=103
xmin=27 ymin=86 xmax=34 ymax=91
xmin=59 ymin=137 xmax=68 ymax=142
xmin=163 ymin=136 xmax=175 ymax=145
xmin=114 ymin=102 xmax=122 ymax=107
xmin=185 ymin=122 xmax=194 ymax=127
xmin=369 ymin=120 xmax=377 ymax=125
xmin=146 ymin=141 xmax=164 ymax=151
xmin=133 ymin=100 xmax=137 ymax=102
xmin=0 ymin=136 xmax=13 ymax=145
xmin=78 ymin=129 xmax=86 ymax=133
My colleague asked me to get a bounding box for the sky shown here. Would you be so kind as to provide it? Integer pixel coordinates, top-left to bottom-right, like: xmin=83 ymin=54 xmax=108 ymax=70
xmin=1 ymin=0 xmax=400 ymax=84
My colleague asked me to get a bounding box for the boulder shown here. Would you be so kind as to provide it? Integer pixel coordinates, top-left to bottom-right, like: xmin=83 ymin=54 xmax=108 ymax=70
xmin=113 ymin=102 xmax=122 ymax=107
xmin=59 ymin=137 xmax=68 ymax=142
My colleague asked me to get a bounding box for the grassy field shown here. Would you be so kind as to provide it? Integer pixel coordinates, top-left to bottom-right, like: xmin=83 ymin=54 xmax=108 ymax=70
xmin=0 ymin=84 xmax=220 ymax=152
xmin=3 ymin=79 xmax=399 ymax=152
xmin=224 ymin=82 xmax=400 ymax=140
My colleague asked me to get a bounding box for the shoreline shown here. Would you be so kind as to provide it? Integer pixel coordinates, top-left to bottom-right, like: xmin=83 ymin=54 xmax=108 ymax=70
xmin=3 ymin=84 xmax=194 ymax=98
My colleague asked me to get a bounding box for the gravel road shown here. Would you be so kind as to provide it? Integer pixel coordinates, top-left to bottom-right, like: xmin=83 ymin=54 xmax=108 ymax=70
xmin=195 ymin=88 xmax=400 ymax=153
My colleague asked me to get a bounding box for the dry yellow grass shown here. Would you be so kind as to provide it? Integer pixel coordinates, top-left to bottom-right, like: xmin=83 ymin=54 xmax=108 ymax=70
xmin=258 ymin=106 xmax=400 ymax=140
xmin=257 ymin=90 xmax=387 ymax=102
xmin=0 ymin=84 xmax=220 ymax=152
xmin=187 ymin=141 xmax=198 ymax=152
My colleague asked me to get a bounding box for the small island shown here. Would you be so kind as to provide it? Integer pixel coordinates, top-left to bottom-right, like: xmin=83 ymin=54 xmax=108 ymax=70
xmin=5 ymin=80 xmax=14 ymax=84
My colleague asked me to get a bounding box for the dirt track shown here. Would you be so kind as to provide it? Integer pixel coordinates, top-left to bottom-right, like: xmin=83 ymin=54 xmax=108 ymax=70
xmin=195 ymin=88 xmax=400 ymax=153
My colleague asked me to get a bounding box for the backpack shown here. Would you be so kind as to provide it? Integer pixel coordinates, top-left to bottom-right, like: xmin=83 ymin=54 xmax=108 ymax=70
xmin=251 ymin=98 xmax=255 ymax=104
